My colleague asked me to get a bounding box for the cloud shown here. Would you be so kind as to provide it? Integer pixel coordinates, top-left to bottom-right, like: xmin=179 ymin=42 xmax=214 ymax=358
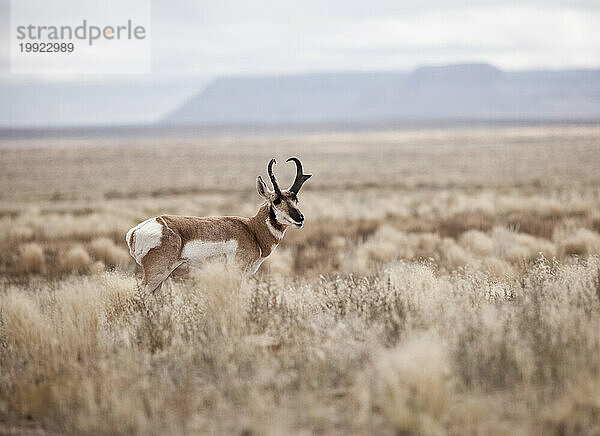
xmin=145 ymin=1 xmax=600 ymax=75
xmin=313 ymin=5 xmax=600 ymax=70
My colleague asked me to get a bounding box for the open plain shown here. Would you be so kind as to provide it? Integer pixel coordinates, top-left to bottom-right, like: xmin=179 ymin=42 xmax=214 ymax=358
xmin=1 ymin=125 xmax=600 ymax=434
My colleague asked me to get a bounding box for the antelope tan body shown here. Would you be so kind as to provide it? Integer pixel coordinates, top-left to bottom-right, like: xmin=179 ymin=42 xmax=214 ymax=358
xmin=126 ymin=157 xmax=311 ymax=295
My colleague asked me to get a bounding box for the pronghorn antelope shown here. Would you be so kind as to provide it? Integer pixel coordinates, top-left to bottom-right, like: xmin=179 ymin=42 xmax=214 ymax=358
xmin=126 ymin=157 xmax=311 ymax=295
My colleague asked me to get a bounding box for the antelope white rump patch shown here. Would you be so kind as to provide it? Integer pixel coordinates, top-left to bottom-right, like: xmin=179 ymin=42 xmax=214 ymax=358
xmin=126 ymin=218 xmax=164 ymax=265
xmin=181 ymin=239 xmax=238 ymax=265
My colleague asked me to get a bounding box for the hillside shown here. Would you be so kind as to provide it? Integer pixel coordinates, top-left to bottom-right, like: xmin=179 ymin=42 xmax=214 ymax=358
xmin=165 ymin=64 xmax=600 ymax=125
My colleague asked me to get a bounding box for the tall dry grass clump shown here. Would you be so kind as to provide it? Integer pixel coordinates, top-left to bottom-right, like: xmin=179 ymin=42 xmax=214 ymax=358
xmin=557 ymin=227 xmax=600 ymax=257
xmin=542 ymin=375 xmax=600 ymax=435
xmin=18 ymin=242 xmax=45 ymax=273
xmin=61 ymin=246 xmax=92 ymax=273
xmin=0 ymin=290 xmax=55 ymax=361
xmin=190 ymin=262 xmax=248 ymax=339
xmin=365 ymin=333 xmax=450 ymax=435
xmin=89 ymin=237 xmax=131 ymax=267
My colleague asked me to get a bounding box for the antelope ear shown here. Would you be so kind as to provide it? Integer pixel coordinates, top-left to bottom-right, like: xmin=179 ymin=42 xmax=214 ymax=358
xmin=256 ymin=176 xmax=271 ymax=199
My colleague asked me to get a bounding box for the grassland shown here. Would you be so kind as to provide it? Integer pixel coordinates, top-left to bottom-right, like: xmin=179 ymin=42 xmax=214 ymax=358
xmin=1 ymin=125 xmax=600 ymax=435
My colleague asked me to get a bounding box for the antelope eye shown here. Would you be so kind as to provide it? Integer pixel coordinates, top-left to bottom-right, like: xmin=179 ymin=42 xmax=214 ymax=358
xmin=273 ymin=198 xmax=281 ymax=205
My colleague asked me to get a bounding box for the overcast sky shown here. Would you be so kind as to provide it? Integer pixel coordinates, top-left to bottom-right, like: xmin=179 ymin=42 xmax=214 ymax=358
xmin=1 ymin=0 xmax=599 ymax=126
xmin=149 ymin=0 xmax=600 ymax=75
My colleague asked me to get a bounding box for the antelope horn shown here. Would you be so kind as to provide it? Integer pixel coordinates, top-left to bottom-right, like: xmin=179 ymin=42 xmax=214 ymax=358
xmin=286 ymin=157 xmax=312 ymax=194
xmin=267 ymin=158 xmax=281 ymax=195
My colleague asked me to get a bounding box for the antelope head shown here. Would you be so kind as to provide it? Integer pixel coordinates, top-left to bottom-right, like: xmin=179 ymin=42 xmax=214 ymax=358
xmin=256 ymin=157 xmax=312 ymax=228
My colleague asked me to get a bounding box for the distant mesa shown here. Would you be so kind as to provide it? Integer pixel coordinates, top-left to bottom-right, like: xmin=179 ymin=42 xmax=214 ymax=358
xmin=406 ymin=64 xmax=504 ymax=88
xmin=164 ymin=63 xmax=600 ymax=126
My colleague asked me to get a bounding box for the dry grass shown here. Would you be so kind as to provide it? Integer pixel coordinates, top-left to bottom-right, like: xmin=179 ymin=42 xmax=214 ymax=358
xmin=18 ymin=242 xmax=45 ymax=274
xmin=2 ymin=258 xmax=600 ymax=434
xmin=61 ymin=246 xmax=92 ymax=274
xmin=89 ymin=237 xmax=131 ymax=267
xmin=1 ymin=125 xmax=600 ymax=434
